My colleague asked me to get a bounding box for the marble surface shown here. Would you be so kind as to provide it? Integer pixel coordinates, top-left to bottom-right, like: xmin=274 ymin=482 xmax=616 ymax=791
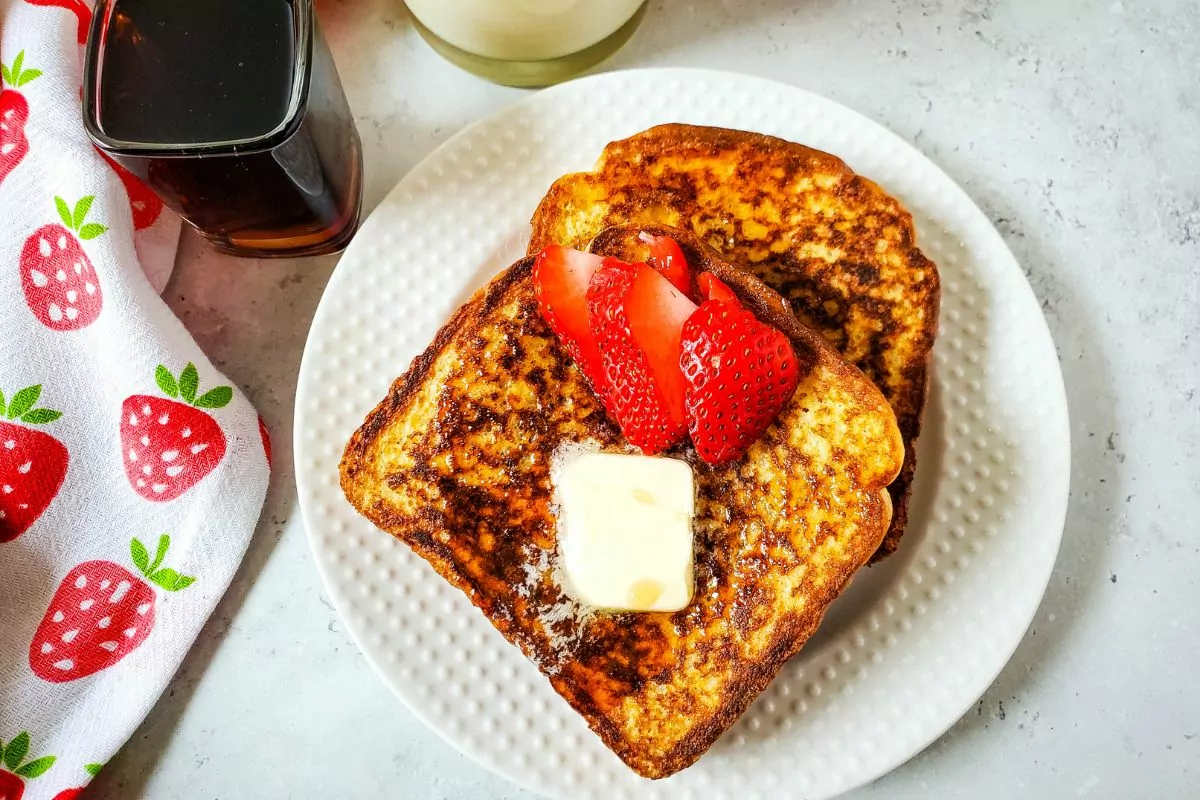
xmin=86 ymin=0 xmax=1199 ymax=797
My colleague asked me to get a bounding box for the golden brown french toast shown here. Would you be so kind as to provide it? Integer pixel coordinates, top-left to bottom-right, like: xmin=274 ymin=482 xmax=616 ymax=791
xmin=529 ymin=124 xmax=939 ymax=559
xmin=340 ymin=228 xmax=903 ymax=778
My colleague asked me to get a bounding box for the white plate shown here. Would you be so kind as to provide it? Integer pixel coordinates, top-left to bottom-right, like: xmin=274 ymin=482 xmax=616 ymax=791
xmin=294 ymin=68 xmax=1070 ymax=800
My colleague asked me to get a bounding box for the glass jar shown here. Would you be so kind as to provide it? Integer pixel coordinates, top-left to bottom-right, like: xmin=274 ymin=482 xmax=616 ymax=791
xmin=404 ymin=0 xmax=647 ymax=87
xmin=83 ymin=0 xmax=363 ymax=258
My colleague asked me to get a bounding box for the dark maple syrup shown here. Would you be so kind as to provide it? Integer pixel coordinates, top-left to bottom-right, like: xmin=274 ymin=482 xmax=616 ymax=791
xmin=84 ymin=0 xmax=362 ymax=257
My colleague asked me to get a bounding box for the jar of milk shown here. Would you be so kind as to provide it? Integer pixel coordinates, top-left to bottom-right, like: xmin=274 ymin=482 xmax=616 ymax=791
xmin=403 ymin=0 xmax=647 ymax=87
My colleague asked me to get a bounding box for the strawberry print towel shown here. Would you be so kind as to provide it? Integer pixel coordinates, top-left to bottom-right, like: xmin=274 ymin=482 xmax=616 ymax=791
xmin=0 ymin=3 xmax=270 ymax=798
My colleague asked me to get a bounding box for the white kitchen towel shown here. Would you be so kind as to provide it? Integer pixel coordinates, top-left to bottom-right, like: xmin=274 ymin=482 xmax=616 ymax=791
xmin=0 ymin=3 xmax=270 ymax=798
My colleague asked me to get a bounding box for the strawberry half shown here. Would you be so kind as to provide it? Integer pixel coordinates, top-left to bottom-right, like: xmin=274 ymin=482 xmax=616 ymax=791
xmin=20 ymin=196 xmax=107 ymax=330
xmin=638 ymin=231 xmax=692 ymax=296
xmin=532 ymin=245 xmax=608 ymax=392
xmin=120 ymin=363 xmax=230 ymax=501
xmin=0 ymin=732 xmax=56 ymax=799
xmin=0 ymin=385 xmax=67 ymax=543
xmin=680 ymin=300 xmax=802 ymax=464
xmin=30 ymin=535 xmax=195 ymax=683
xmin=697 ymin=271 xmax=740 ymax=304
xmin=587 ymin=259 xmax=697 ymax=453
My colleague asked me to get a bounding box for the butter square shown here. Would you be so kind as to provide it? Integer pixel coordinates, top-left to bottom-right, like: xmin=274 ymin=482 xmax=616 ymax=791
xmin=556 ymin=452 xmax=695 ymax=612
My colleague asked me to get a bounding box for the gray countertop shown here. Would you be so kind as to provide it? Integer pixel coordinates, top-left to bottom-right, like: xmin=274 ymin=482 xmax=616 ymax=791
xmin=88 ymin=0 xmax=1200 ymax=797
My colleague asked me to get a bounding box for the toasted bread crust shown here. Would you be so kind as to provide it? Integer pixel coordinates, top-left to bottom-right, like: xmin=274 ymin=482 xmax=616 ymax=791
xmin=341 ymin=242 xmax=903 ymax=777
xmin=530 ymin=124 xmax=940 ymax=560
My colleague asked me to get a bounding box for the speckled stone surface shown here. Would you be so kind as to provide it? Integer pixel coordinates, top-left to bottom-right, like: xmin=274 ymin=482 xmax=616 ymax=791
xmin=87 ymin=0 xmax=1199 ymax=798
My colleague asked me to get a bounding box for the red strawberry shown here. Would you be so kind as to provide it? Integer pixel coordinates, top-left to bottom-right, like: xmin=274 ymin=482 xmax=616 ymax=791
xmin=20 ymin=196 xmax=107 ymax=330
xmin=638 ymin=231 xmax=692 ymax=296
xmin=531 ymin=245 xmax=608 ymax=392
xmin=697 ymin=271 xmax=740 ymax=304
xmin=96 ymin=148 xmax=164 ymax=230
xmin=0 ymin=732 xmax=57 ymax=800
xmin=680 ymin=301 xmax=802 ymax=464
xmin=258 ymin=415 xmax=272 ymax=468
xmin=120 ymin=363 xmax=230 ymax=501
xmin=0 ymin=385 xmax=67 ymax=543
xmin=0 ymin=770 xmax=21 ymax=800
xmin=30 ymin=534 xmax=196 ymax=682
xmin=23 ymin=0 xmax=92 ymax=44
xmin=587 ymin=259 xmax=697 ymax=453
xmin=0 ymin=52 xmax=42 ymax=187
xmin=50 ymin=764 xmax=102 ymax=800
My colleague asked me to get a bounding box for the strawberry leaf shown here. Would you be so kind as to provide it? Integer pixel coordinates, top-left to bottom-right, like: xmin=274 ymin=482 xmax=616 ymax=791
xmin=3 ymin=731 xmax=28 ymax=770
xmin=195 ymin=386 xmax=232 ymax=409
xmin=15 ymin=755 xmax=56 ymax=779
xmin=55 ymin=196 xmax=74 ymax=229
xmin=73 ymin=196 xmax=95 ymax=229
xmin=179 ymin=363 xmax=199 ymax=404
xmin=11 ymin=51 xmax=23 ymax=79
xmin=8 ymin=385 xmax=42 ymax=420
xmin=17 ymin=68 xmax=41 ymax=86
xmin=155 ymin=365 xmax=178 ymax=397
xmin=149 ymin=533 xmax=170 ymax=575
xmin=0 ymin=389 xmax=6 ymax=418
xmin=131 ymin=537 xmax=150 ymax=575
xmin=1 ymin=63 xmax=10 ymax=86
xmin=21 ymin=409 xmax=61 ymax=424
xmin=79 ymin=223 xmax=107 ymax=240
xmin=149 ymin=568 xmax=195 ymax=592
xmin=85 ymin=763 xmax=104 ymax=777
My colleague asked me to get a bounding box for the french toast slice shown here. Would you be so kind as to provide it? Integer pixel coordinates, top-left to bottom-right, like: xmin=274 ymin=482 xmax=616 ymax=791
xmin=529 ymin=124 xmax=940 ymax=560
xmin=340 ymin=229 xmax=904 ymax=778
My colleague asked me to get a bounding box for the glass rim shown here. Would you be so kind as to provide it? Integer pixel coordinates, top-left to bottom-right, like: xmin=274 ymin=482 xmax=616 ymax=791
xmin=81 ymin=0 xmax=314 ymax=158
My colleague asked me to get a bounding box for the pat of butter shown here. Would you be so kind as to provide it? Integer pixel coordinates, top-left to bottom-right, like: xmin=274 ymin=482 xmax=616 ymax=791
xmin=556 ymin=452 xmax=695 ymax=612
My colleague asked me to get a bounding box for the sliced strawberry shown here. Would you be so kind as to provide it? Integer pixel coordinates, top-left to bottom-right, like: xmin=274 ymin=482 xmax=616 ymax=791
xmin=587 ymin=260 xmax=696 ymax=453
xmin=532 ymin=245 xmax=608 ymax=392
xmin=622 ymin=261 xmax=697 ymax=425
xmin=680 ymin=300 xmax=801 ymax=464
xmin=697 ymin=271 xmax=740 ymax=304
xmin=638 ymin=231 xmax=692 ymax=296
